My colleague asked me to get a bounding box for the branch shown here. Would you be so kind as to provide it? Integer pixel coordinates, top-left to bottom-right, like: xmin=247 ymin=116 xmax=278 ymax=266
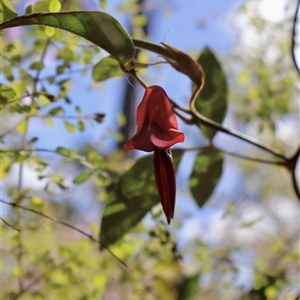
xmin=0 ymin=53 xmax=35 ymax=81
xmin=39 ymin=66 xmax=93 ymax=81
xmin=32 ymin=38 xmax=51 ymax=91
xmin=180 ymin=145 xmax=286 ymax=166
xmin=0 ymin=148 xmax=57 ymax=155
xmin=132 ymin=38 xmax=174 ymax=60
xmin=291 ymin=168 xmax=300 ymax=200
xmin=1 ymin=148 xmax=97 ymax=171
xmin=189 ymin=108 xmax=288 ymax=162
xmin=291 ymin=0 xmax=300 ymax=75
xmin=0 ymin=199 xmax=127 ymax=268
xmin=212 ymin=146 xmax=285 ymax=166
xmin=0 ymin=216 xmax=20 ymax=231
xmin=288 ymin=146 xmax=300 ymax=200
xmin=128 ymin=47 xmax=288 ymax=162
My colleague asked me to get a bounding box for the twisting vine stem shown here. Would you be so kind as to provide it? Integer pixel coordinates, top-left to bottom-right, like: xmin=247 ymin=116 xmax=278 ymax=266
xmin=131 ymin=38 xmax=300 ymax=199
xmin=129 ymin=44 xmax=288 ymax=162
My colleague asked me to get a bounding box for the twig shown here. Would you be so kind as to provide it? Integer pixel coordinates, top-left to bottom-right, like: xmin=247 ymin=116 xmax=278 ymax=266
xmin=291 ymin=169 xmax=300 ymax=200
xmin=33 ymin=114 xmax=96 ymax=120
xmin=189 ymin=108 xmax=288 ymax=162
xmin=0 ymin=54 xmax=35 ymax=81
xmin=0 ymin=216 xmax=20 ymax=231
xmin=32 ymin=38 xmax=51 ymax=90
xmin=183 ymin=145 xmax=286 ymax=166
xmin=39 ymin=66 xmax=93 ymax=81
xmin=215 ymin=146 xmax=286 ymax=166
xmin=128 ymin=69 xmax=148 ymax=88
xmin=0 ymin=148 xmax=57 ymax=154
xmin=291 ymin=0 xmax=300 ymax=75
xmin=132 ymin=38 xmax=174 ymax=60
xmin=0 ymin=199 xmax=127 ymax=268
xmin=0 ymin=148 xmax=96 ymax=170
xmin=288 ymin=146 xmax=300 ymax=200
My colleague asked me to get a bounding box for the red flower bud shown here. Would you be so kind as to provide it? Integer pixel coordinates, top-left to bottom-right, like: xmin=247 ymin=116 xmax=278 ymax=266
xmin=153 ymin=148 xmax=176 ymax=224
xmin=124 ymin=86 xmax=184 ymax=223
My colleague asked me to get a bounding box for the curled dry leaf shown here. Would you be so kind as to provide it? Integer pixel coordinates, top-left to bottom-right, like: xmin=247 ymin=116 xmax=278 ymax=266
xmin=161 ymin=43 xmax=205 ymax=87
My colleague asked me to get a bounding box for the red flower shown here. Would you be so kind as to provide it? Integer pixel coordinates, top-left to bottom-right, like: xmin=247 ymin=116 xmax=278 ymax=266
xmin=124 ymin=86 xmax=184 ymax=223
xmin=123 ymin=86 xmax=184 ymax=152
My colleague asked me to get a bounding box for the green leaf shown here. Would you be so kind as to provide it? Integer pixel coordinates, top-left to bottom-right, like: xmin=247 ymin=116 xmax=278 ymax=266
xmin=15 ymin=119 xmax=28 ymax=134
xmin=0 ymin=83 xmax=16 ymax=100
xmin=92 ymin=56 xmax=123 ymax=82
xmin=189 ymin=148 xmax=223 ymax=207
xmin=58 ymin=47 xmax=75 ymax=61
xmin=99 ymin=149 xmax=184 ymax=249
xmin=10 ymin=81 xmax=26 ymax=98
xmin=44 ymin=116 xmax=54 ymax=127
xmin=194 ymin=47 xmax=228 ymax=140
xmin=64 ymin=121 xmax=76 ymax=133
xmin=77 ymin=119 xmax=85 ymax=132
xmin=93 ymin=273 xmax=107 ymax=290
xmin=14 ymin=153 xmax=30 ymax=163
xmin=29 ymin=61 xmax=45 ymax=71
xmin=0 ymin=0 xmax=18 ymax=23
xmin=56 ymin=147 xmax=70 ymax=157
xmin=26 ymin=0 xmax=50 ymax=13
xmin=73 ymin=172 xmax=92 ymax=184
xmin=177 ymin=273 xmax=200 ymax=300
xmin=49 ymin=0 xmax=61 ymax=12
xmin=4 ymin=67 xmax=14 ymax=81
xmin=48 ymin=106 xmax=64 ymax=116
xmin=38 ymin=94 xmax=52 ymax=105
xmin=45 ymin=26 xmax=55 ymax=37
xmin=99 ymin=0 xmax=108 ymax=10
xmin=25 ymin=5 xmax=34 ymax=14
xmin=0 ymin=11 xmax=134 ymax=67
xmin=75 ymin=106 xmax=81 ymax=114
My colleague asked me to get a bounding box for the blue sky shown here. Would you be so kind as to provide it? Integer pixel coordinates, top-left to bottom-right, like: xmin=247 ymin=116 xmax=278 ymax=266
xmin=9 ymin=0 xmax=245 ymax=153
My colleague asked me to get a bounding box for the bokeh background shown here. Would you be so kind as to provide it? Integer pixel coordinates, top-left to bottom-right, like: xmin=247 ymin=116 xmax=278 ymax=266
xmin=1 ymin=0 xmax=299 ymax=299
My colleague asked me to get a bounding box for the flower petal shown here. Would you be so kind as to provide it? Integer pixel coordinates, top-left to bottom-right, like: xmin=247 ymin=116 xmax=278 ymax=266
xmin=124 ymin=85 xmax=185 ymax=152
xmin=153 ymin=148 xmax=176 ymax=224
xmin=124 ymin=120 xmax=185 ymax=152
xmin=150 ymin=122 xmax=184 ymax=149
xmin=123 ymin=121 xmax=156 ymax=152
xmin=136 ymin=86 xmax=179 ymax=131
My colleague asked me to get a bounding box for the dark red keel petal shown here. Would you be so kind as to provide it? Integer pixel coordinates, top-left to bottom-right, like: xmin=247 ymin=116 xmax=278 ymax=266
xmin=153 ymin=148 xmax=176 ymax=224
